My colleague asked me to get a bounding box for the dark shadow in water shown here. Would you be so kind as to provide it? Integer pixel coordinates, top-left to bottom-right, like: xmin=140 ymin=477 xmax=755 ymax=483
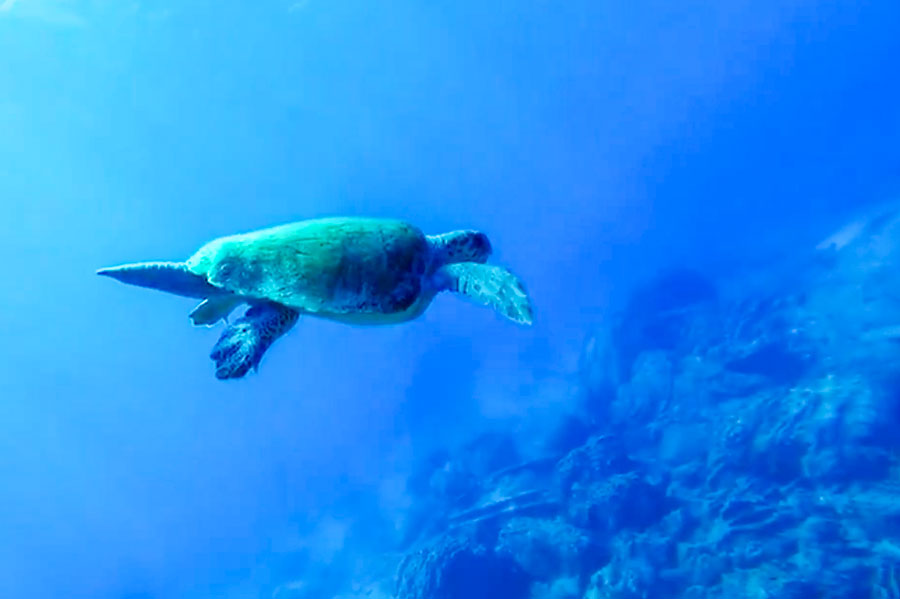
xmin=395 ymin=336 xmax=479 ymax=457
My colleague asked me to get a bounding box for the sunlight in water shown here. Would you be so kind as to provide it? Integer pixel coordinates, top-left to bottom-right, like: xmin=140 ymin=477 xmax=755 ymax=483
xmin=1 ymin=1 xmax=899 ymax=597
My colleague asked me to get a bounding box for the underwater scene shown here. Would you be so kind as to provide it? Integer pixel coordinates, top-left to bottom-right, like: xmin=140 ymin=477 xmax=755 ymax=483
xmin=2 ymin=1 xmax=900 ymax=598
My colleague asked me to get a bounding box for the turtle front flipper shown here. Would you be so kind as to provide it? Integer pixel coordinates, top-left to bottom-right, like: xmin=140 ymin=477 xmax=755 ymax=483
xmin=210 ymin=302 xmax=300 ymax=380
xmin=436 ymin=263 xmax=533 ymax=325
xmin=97 ymin=261 xmax=220 ymax=299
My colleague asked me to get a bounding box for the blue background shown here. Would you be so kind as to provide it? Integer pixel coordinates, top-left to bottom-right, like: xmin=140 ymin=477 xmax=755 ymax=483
xmin=1 ymin=1 xmax=898 ymax=597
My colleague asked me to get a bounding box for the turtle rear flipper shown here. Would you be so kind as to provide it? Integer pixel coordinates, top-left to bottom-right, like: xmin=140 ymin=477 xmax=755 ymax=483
xmin=437 ymin=263 xmax=533 ymax=325
xmin=210 ymin=302 xmax=300 ymax=380
xmin=190 ymin=296 xmax=244 ymax=326
xmin=97 ymin=261 xmax=220 ymax=299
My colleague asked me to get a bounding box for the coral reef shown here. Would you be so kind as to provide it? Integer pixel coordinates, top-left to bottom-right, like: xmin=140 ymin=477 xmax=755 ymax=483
xmin=278 ymin=206 xmax=900 ymax=597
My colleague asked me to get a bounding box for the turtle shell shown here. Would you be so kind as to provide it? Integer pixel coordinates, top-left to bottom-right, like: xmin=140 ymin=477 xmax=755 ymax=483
xmin=186 ymin=217 xmax=430 ymax=314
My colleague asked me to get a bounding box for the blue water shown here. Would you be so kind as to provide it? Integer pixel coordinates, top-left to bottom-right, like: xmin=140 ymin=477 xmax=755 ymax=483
xmin=1 ymin=2 xmax=899 ymax=598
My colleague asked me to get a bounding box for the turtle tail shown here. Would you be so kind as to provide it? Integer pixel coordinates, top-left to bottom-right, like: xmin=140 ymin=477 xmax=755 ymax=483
xmin=97 ymin=261 xmax=220 ymax=299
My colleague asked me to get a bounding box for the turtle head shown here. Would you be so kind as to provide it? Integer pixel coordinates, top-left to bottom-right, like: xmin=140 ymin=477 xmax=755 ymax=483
xmin=428 ymin=230 xmax=493 ymax=265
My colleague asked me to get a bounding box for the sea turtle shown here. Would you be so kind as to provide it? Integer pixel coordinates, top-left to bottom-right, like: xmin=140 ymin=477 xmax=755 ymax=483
xmin=98 ymin=217 xmax=533 ymax=380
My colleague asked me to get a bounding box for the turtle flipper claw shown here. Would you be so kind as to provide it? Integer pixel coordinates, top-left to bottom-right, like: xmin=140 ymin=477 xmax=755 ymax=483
xmin=210 ymin=302 xmax=300 ymax=380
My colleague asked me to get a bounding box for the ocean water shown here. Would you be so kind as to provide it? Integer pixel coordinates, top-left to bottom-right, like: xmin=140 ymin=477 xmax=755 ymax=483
xmin=1 ymin=1 xmax=899 ymax=598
